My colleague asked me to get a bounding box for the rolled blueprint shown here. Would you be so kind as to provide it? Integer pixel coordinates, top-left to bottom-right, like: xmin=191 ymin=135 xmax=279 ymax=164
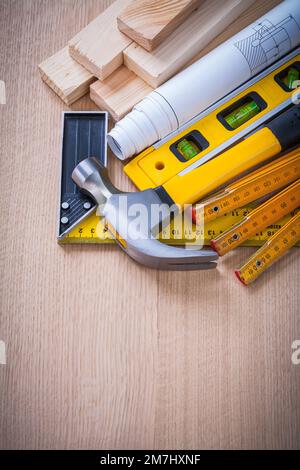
xmin=108 ymin=0 xmax=300 ymax=160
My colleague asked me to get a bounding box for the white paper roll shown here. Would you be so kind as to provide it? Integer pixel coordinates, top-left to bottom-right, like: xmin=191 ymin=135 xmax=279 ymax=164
xmin=108 ymin=0 xmax=300 ymax=160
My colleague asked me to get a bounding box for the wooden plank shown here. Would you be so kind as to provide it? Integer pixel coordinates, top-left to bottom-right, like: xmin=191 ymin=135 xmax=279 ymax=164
xmin=38 ymin=47 xmax=96 ymax=105
xmin=90 ymin=66 xmax=152 ymax=121
xmin=117 ymin=0 xmax=202 ymax=52
xmin=69 ymin=0 xmax=133 ymax=81
xmin=123 ymin=0 xmax=256 ymax=88
xmin=0 ymin=80 xmax=5 ymax=104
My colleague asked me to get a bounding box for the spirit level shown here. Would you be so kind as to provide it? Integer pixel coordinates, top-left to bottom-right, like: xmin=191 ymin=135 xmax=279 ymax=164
xmin=124 ymin=49 xmax=300 ymax=191
xmin=192 ymin=148 xmax=300 ymax=224
xmin=211 ymin=179 xmax=300 ymax=256
xmin=235 ymin=211 xmax=300 ymax=285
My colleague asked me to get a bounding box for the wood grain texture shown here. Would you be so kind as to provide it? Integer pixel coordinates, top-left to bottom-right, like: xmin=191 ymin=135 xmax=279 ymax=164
xmin=0 ymin=0 xmax=300 ymax=451
xmin=117 ymin=0 xmax=202 ymax=52
xmin=69 ymin=0 xmax=133 ymax=80
xmin=38 ymin=47 xmax=96 ymax=105
xmin=123 ymin=0 xmax=256 ymax=87
xmin=90 ymin=66 xmax=153 ymax=121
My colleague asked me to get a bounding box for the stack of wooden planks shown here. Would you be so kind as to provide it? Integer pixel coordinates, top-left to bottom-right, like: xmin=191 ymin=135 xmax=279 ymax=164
xmin=39 ymin=0 xmax=279 ymax=121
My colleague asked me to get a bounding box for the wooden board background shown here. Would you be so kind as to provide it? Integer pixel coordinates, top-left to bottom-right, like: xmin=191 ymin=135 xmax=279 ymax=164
xmin=0 ymin=0 xmax=299 ymax=450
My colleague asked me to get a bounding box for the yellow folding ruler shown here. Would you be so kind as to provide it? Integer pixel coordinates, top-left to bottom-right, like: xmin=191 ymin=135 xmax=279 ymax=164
xmin=235 ymin=212 xmax=300 ymax=285
xmin=193 ymin=147 xmax=300 ymax=223
xmin=211 ymin=179 xmax=300 ymax=255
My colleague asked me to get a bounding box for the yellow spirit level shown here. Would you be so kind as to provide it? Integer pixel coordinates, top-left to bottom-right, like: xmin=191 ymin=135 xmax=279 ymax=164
xmin=124 ymin=49 xmax=300 ymax=191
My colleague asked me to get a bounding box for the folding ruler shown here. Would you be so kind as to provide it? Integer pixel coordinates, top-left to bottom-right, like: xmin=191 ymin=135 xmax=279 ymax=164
xmin=236 ymin=212 xmax=300 ymax=285
xmin=192 ymin=148 xmax=300 ymax=223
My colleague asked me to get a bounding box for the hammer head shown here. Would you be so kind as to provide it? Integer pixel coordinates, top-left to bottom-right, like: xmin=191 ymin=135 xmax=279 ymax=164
xmin=72 ymin=157 xmax=218 ymax=270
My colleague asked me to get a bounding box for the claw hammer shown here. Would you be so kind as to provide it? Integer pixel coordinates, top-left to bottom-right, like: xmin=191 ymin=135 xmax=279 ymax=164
xmin=72 ymin=104 xmax=300 ymax=270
